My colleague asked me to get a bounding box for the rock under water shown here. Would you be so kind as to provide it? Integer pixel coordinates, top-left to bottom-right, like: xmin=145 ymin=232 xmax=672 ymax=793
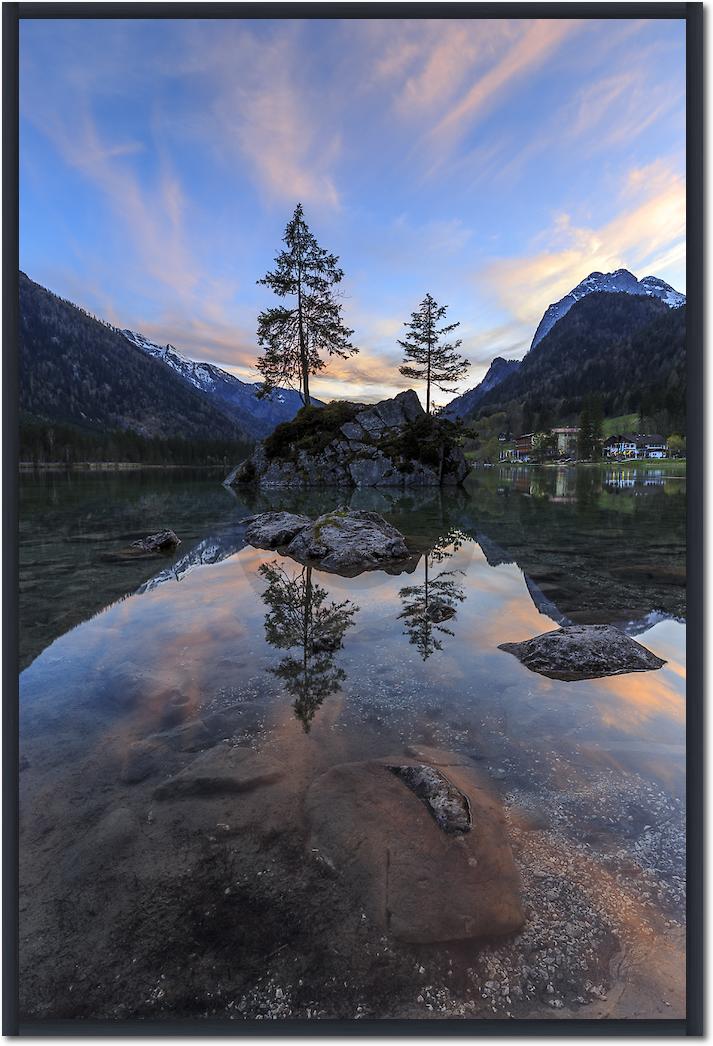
xmin=498 ymin=624 xmax=666 ymax=680
xmin=304 ymin=754 xmax=524 ymax=943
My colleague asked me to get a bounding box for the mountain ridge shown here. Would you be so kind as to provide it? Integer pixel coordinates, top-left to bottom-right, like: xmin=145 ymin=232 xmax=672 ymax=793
xmin=469 ymin=291 xmax=685 ymax=432
xmin=18 ymin=272 xmax=251 ymax=445
xmin=121 ymin=329 xmax=321 ymax=437
xmin=530 ymin=268 xmax=685 ymax=350
xmin=443 ymin=356 xmax=520 ymax=420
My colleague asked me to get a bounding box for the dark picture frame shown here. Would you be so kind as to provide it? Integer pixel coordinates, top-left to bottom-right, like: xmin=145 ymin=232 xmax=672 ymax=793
xmin=3 ymin=2 xmax=703 ymax=1035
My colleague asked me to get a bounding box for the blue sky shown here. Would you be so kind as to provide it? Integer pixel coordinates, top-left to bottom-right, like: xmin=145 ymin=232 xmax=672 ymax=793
xmin=20 ymin=17 xmax=686 ymax=403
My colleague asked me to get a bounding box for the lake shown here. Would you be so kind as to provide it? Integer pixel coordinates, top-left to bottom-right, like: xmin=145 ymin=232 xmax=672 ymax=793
xmin=18 ymin=463 xmax=686 ymax=1022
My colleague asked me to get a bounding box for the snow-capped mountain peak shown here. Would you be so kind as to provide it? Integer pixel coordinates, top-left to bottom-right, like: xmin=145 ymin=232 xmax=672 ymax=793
xmin=120 ymin=328 xmax=321 ymax=438
xmin=122 ymin=330 xmax=218 ymax=393
xmin=530 ymin=269 xmax=685 ymax=349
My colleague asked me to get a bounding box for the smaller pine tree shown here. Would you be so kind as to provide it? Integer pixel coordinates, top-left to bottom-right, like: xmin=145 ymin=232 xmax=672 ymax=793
xmin=398 ymin=294 xmax=470 ymax=414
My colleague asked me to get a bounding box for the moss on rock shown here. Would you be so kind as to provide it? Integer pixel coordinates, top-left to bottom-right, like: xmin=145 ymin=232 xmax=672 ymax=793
xmin=264 ymin=402 xmax=363 ymax=462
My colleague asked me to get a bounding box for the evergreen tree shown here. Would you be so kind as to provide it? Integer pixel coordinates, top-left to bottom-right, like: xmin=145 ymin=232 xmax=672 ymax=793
xmin=256 ymin=203 xmax=356 ymax=405
xmin=577 ymin=401 xmax=593 ymax=460
xmin=398 ymin=294 xmax=470 ymax=414
xmin=590 ymin=395 xmax=604 ymax=459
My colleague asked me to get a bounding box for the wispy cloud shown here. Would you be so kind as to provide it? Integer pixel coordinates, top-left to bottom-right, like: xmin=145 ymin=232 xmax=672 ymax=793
xmin=484 ymin=161 xmax=685 ymax=329
xmin=429 ymin=20 xmax=578 ymax=156
xmin=152 ymin=21 xmax=344 ymax=210
xmin=23 ymin=90 xmax=200 ymax=298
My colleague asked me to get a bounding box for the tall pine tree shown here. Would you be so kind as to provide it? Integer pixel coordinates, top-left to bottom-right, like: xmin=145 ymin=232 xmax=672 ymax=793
xmin=398 ymin=294 xmax=470 ymax=414
xmin=256 ymin=204 xmax=356 ymax=405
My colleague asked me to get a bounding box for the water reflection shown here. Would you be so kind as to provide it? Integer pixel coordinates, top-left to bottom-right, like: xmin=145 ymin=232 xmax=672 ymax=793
xmin=259 ymin=561 xmax=359 ymax=731
xmin=398 ymin=529 xmax=468 ymax=660
xmin=18 ymin=469 xmax=687 ymax=1021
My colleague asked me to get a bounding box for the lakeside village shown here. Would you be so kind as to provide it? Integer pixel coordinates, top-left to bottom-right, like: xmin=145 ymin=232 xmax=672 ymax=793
xmin=498 ymin=429 xmax=682 ymax=463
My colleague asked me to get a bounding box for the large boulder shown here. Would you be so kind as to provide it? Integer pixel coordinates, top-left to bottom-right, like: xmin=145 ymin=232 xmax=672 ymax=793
xmin=304 ymin=752 xmax=524 ymax=943
xmin=243 ymin=512 xmax=311 ymax=548
xmin=244 ymin=509 xmax=412 ymax=575
xmin=226 ymin=390 xmax=470 ymax=489
xmin=498 ymin=624 xmax=666 ymax=680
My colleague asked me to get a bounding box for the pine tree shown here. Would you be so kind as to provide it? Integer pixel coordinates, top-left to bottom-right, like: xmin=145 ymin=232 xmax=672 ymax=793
xmin=590 ymin=395 xmax=603 ymax=459
xmin=398 ymin=294 xmax=470 ymax=414
xmin=577 ymin=401 xmax=592 ymax=460
xmin=256 ymin=203 xmax=356 ymax=405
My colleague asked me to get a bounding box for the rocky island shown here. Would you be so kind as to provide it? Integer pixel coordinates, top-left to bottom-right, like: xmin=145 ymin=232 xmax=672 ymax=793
xmin=225 ymin=390 xmax=470 ymax=489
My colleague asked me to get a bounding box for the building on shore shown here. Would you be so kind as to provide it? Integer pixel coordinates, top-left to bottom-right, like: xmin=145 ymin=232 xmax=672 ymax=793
xmin=550 ymin=427 xmax=579 ymax=456
xmin=603 ymin=434 xmax=667 ymax=459
xmin=500 ymin=432 xmax=534 ymax=461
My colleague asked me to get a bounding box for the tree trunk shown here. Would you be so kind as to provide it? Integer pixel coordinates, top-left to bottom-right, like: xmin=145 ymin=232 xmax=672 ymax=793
xmin=425 ymin=300 xmax=432 ymax=414
xmin=297 ymin=263 xmax=310 ymax=406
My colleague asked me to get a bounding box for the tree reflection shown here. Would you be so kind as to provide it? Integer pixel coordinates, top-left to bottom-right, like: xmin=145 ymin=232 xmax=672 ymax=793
xmin=259 ymin=561 xmax=359 ymax=732
xmin=398 ymin=528 xmax=467 ymax=660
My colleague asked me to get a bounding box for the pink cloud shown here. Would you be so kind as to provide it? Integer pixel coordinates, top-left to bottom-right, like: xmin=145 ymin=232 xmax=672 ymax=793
xmin=483 ymin=162 xmax=685 ymax=328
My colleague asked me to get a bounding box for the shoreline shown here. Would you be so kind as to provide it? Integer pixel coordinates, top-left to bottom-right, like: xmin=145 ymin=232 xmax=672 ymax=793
xmin=18 ymin=462 xmax=230 ymax=472
xmin=490 ymin=459 xmax=687 ymax=470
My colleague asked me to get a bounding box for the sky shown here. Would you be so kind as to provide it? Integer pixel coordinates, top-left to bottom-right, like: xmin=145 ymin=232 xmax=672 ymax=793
xmin=19 ymin=17 xmax=686 ymax=404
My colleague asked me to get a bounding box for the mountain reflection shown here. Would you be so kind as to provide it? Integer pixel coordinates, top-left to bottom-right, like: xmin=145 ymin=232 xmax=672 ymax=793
xmin=398 ymin=529 xmax=468 ymax=660
xmin=259 ymin=561 xmax=359 ymax=731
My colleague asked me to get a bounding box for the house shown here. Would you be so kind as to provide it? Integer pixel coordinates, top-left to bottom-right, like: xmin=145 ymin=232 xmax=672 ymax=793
xmin=513 ymin=432 xmax=534 ymax=461
xmin=642 ymin=435 xmax=666 ymax=459
xmin=604 ymin=434 xmax=668 ymax=459
xmin=499 ymin=432 xmax=533 ymax=462
xmin=550 ymin=426 xmax=579 ymax=456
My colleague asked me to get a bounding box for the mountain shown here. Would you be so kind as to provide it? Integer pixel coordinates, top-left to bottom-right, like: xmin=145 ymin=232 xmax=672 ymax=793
xmin=442 ymin=357 xmax=520 ymax=420
xmin=531 ymin=269 xmax=685 ymax=349
xmin=471 ymin=291 xmax=685 ymax=429
xmin=19 ymin=272 xmax=250 ymax=445
xmin=121 ymin=330 xmax=320 ymax=438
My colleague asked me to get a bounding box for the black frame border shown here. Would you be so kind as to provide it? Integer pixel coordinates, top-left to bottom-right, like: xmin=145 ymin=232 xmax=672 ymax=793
xmin=2 ymin=1 xmax=703 ymax=1036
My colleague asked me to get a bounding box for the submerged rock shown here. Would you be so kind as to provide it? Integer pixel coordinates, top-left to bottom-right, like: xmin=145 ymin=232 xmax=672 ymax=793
xmin=305 ymin=755 xmax=524 ymax=943
xmin=245 ymin=509 xmax=412 ymax=575
xmin=426 ymin=598 xmax=458 ymax=623
xmin=389 ymin=764 xmax=470 ymax=834
xmin=120 ymin=739 xmax=161 ymax=784
xmin=153 ymin=745 xmax=284 ymax=800
xmin=498 ymin=624 xmax=666 ymax=680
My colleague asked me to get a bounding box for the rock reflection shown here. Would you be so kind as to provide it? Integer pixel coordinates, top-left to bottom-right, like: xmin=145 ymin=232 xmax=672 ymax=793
xmin=398 ymin=529 xmax=468 ymax=660
xmin=259 ymin=561 xmax=359 ymax=731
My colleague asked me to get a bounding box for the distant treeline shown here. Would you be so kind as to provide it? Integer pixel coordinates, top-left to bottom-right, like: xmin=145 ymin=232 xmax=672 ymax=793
xmin=19 ymin=416 xmax=252 ymax=467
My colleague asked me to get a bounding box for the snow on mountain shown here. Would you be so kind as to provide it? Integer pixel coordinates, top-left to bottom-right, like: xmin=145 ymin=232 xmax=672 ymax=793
xmin=443 ymin=356 xmax=520 ymax=420
xmin=121 ymin=329 xmax=319 ymax=438
xmin=530 ymin=269 xmax=685 ymax=349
